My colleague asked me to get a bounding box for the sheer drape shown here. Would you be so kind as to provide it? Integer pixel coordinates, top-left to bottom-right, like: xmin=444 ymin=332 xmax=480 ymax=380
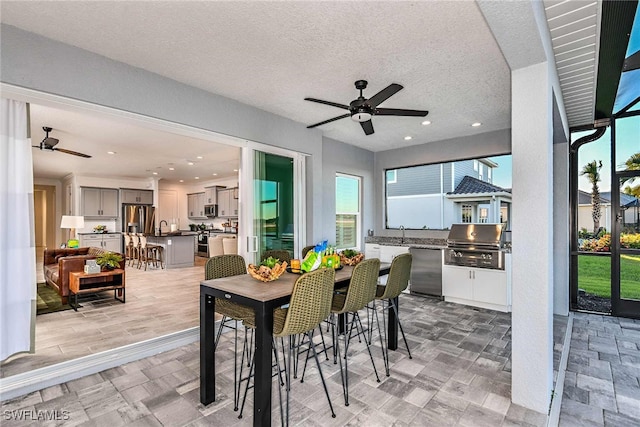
xmin=0 ymin=99 xmax=35 ymax=362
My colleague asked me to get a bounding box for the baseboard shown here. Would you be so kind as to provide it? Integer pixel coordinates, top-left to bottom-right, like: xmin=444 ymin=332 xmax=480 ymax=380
xmin=0 ymin=327 xmax=200 ymax=402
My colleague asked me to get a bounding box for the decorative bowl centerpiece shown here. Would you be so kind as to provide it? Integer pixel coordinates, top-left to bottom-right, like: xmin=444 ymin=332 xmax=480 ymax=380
xmin=248 ymin=257 xmax=288 ymax=282
xmin=339 ymin=249 xmax=364 ymax=266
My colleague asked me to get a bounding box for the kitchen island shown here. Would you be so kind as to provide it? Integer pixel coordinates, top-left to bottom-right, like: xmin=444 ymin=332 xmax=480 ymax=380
xmin=147 ymin=232 xmax=197 ymax=269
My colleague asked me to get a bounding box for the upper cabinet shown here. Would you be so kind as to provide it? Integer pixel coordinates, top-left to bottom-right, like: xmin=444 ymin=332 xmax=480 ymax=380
xmin=121 ymin=189 xmax=153 ymax=205
xmin=81 ymin=187 xmax=119 ymax=218
xmin=218 ymin=187 xmax=238 ymax=217
xmin=187 ymin=192 xmax=206 ymax=219
xmin=204 ymin=186 xmax=220 ymax=205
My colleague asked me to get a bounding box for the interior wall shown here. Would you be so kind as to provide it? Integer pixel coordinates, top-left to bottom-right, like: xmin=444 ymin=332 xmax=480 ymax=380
xmin=321 ymin=137 xmax=375 ymax=250
xmin=33 ymin=189 xmax=45 ymax=247
xmin=33 ymin=178 xmax=62 ymax=246
xmin=1 ymin=24 xmax=325 ymax=244
xmin=373 ymin=129 xmax=511 ymax=239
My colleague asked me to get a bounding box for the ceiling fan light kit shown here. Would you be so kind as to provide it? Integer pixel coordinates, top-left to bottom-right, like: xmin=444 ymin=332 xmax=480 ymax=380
xmin=305 ymin=80 xmax=429 ymax=135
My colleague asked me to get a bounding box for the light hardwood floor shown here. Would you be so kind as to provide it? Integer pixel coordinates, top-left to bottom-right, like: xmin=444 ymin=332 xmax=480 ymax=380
xmin=1 ymin=257 xmax=212 ymax=378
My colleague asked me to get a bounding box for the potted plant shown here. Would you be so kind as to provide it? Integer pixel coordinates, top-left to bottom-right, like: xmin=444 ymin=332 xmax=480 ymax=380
xmin=96 ymin=251 xmax=123 ymax=271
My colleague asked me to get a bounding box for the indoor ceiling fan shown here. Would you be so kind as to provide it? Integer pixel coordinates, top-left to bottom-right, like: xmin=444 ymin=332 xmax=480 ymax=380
xmin=305 ymin=80 xmax=429 ymax=135
xmin=32 ymin=127 xmax=92 ymax=158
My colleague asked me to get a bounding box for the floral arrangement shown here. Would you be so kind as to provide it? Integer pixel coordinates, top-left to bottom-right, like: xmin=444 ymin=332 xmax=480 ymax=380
xmin=580 ymin=232 xmax=640 ymax=252
xmin=93 ymin=225 xmax=107 ymax=233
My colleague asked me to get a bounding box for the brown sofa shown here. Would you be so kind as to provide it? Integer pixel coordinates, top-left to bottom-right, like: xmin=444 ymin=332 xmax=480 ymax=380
xmin=43 ymin=247 xmax=125 ymax=304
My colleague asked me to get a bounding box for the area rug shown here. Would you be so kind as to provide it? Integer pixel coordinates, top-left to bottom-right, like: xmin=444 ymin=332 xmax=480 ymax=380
xmin=37 ymin=282 xmax=72 ymax=315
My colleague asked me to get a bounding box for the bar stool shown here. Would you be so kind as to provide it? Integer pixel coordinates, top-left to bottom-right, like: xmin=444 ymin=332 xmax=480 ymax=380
xmin=223 ymin=237 xmax=238 ymax=255
xmin=209 ymin=236 xmax=224 ymax=257
xmin=123 ymin=233 xmax=133 ymax=265
xmin=138 ymin=234 xmax=161 ymax=270
xmin=130 ymin=234 xmax=141 ymax=268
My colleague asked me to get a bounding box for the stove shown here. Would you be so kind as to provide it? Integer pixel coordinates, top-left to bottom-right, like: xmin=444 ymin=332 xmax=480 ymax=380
xmin=444 ymin=224 xmax=505 ymax=270
xmin=197 ymin=230 xmax=209 ymax=257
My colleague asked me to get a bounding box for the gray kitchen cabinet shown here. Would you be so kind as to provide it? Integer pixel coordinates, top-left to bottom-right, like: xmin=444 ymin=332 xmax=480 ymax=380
xmin=204 ymin=186 xmax=220 ymax=205
xmin=217 ymin=188 xmax=238 ymax=217
xmin=121 ymin=189 xmax=153 ymax=204
xmin=187 ymin=192 xmax=206 ymax=219
xmin=81 ymin=187 xmax=119 ymax=218
xmin=79 ymin=233 xmax=122 ymax=252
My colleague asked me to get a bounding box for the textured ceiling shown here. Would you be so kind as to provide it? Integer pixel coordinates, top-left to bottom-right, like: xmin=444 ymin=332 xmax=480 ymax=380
xmin=0 ymin=1 xmax=599 ymax=181
xmin=1 ymin=1 xmax=511 ymax=153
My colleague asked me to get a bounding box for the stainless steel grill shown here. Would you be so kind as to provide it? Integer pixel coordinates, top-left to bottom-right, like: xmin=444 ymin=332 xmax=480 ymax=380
xmin=444 ymin=224 xmax=505 ymax=270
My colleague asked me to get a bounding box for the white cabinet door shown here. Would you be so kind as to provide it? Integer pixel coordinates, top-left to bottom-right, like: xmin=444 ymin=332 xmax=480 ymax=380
xmin=472 ymin=269 xmax=508 ymax=305
xmin=204 ymin=187 xmax=217 ymax=205
xmin=442 ymin=265 xmax=473 ymax=300
xmin=380 ymin=245 xmax=409 ymax=263
xmin=81 ymin=188 xmax=101 ymax=216
xmin=79 ymin=234 xmax=102 ymax=248
xmin=364 ymin=243 xmax=381 ymax=260
xmin=218 ymin=189 xmax=230 ymax=217
xmin=138 ymin=190 xmax=153 ymax=205
xmin=229 ymin=188 xmax=239 ymax=216
xmin=102 ymin=235 xmax=122 ymax=253
xmin=100 ymin=189 xmax=119 ymax=217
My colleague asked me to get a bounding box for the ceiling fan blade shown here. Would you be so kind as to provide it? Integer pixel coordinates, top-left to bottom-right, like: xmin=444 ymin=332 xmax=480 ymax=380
xmin=375 ymin=108 xmax=429 ymax=117
xmin=53 ymin=148 xmax=92 ymax=158
xmin=307 ymin=113 xmax=351 ymax=129
xmin=366 ymin=84 xmax=403 ymax=108
xmin=360 ymin=120 xmax=374 ymax=135
xmin=304 ymin=98 xmax=350 ymax=110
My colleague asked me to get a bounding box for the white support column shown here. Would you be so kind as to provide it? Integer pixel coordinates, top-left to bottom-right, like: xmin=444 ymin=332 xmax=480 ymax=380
xmin=511 ymin=61 xmax=554 ymax=413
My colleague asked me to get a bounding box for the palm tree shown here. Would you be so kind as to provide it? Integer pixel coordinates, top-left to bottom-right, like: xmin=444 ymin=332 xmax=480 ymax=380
xmin=581 ymin=160 xmax=603 ymax=233
xmin=620 ymin=152 xmax=640 ymax=188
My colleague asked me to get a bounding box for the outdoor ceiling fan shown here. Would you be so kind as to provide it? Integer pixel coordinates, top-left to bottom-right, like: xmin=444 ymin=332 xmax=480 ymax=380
xmin=304 ymin=80 xmax=429 ymax=135
xmin=32 ymin=127 xmax=92 ymax=158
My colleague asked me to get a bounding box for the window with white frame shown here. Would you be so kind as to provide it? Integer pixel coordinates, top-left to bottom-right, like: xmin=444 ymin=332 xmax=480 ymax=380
xmin=461 ymin=205 xmax=473 ymax=223
xmin=386 ymin=169 xmax=397 ymax=184
xmin=479 ymin=207 xmax=489 ymax=223
xmin=336 ymin=173 xmax=361 ymax=250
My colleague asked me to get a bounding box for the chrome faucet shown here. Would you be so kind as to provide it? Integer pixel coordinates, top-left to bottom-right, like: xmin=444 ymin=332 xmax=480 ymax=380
xmin=159 ymin=220 xmax=168 ymax=233
xmin=400 ymin=225 xmax=405 ymax=244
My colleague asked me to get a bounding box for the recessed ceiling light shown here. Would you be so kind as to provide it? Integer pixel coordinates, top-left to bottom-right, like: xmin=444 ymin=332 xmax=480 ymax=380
xmin=195 ymin=177 xmax=200 ymax=180
xmin=188 ymin=162 xmax=194 ymax=166
xmin=212 ymin=173 xmax=218 ymax=176
xmin=421 ymin=120 xmax=431 ymax=126
xmin=233 ymin=169 xmax=238 ymax=172
xmin=107 ymin=151 xmax=116 ymax=155
xmin=404 ymin=136 xmax=412 ymax=141
xmin=179 ymin=180 xmax=184 ymax=183
xmin=471 ymin=122 xmax=482 ymax=127
xmin=169 ymin=167 xmax=175 ymax=171
xmin=152 ymin=172 xmax=158 ymax=175
xmin=197 ymin=156 xmax=203 ymax=159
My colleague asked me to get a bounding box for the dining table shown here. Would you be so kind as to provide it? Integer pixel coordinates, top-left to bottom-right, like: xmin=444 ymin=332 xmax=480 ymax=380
xmin=200 ymin=262 xmax=396 ymax=427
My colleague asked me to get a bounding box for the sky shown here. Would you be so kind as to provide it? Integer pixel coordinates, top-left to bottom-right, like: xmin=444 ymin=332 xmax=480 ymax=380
xmin=575 ymin=115 xmax=639 ymax=193
xmin=487 ymin=154 xmax=512 ymax=189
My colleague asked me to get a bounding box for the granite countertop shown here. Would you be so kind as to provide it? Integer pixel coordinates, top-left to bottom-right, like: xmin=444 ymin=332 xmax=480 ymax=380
xmin=365 ymin=236 xmax=446 ymax=249
xmin=78 ymin=232 xmax=121 ymax=235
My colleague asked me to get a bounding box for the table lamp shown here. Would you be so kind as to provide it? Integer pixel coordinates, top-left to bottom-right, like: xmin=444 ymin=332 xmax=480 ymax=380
xmin=60 ymin=215 xmax=84 ymax=248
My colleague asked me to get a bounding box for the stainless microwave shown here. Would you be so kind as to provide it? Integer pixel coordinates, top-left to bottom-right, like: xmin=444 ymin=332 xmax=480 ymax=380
xmin=204 ymin=204 xmax=218 ymax=218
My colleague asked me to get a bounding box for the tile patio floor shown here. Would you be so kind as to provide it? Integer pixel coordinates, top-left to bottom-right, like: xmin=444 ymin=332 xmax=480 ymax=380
xmin=1 ymin=293 xmax=639 ymax=426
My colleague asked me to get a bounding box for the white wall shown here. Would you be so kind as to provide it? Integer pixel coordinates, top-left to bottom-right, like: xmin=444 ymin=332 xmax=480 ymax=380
xmin=33 ymin=177 xmax=63 ymax=246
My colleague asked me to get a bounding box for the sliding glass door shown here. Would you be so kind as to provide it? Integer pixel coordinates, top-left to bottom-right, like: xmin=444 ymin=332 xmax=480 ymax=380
xmin=239 ymin=145 xmax=305 ymax=265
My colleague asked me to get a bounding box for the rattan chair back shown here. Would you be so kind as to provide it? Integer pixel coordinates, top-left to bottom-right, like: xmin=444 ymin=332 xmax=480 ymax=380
xmin=377 ymin=253 xmax=412 ymax=300
xmin=334 ymin=258 xmax=380 ymax=314
xmin=261 ymin=249 xmax=292 ymax=264
xmin=205 ymin=254 xmax=247 ymax=280
xmin=274 ymin=267 xmax=335 ymax=337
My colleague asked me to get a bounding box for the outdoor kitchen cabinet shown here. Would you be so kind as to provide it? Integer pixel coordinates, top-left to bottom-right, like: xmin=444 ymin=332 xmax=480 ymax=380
xmin=442 ymin=257 xmax=512 ymax=312
xmin=364 ymin=243 xmax=409 ymax=263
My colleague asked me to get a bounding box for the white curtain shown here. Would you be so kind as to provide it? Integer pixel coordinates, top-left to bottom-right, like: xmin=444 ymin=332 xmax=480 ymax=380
xmin=0 ymin=99 xmax=35 ymax=362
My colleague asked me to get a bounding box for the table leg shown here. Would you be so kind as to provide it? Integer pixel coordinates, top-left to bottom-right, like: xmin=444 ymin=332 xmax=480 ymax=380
xmin=254 ymin=302 xmax=273 ymax=427
xmin=200 ymin=292 xmax=216 ymax=405
xmin=387 ymin=297 xmax=398 ymax=351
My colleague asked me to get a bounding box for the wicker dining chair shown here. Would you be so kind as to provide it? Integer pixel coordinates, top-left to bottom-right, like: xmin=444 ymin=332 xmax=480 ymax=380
xmin=370 ymin=253 xmax=413 ymax=376
xmin=238 ymin=268 xmax=337 ymax=425
xmin=261 ymin=249 xmax=292 ymax=265
xmin=330 ymin=257 xmax=381 ymax=406
xmin=205 ymin=254 xmax=254 ymax=412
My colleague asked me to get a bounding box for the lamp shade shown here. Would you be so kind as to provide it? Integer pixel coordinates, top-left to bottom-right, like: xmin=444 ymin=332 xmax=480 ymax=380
xmin=60 ymin=215 xmax=85 ymax=229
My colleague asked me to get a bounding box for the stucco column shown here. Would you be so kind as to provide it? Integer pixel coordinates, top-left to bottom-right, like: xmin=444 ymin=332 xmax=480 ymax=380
xmin=511 ymin=61 xmax=554 ymax=412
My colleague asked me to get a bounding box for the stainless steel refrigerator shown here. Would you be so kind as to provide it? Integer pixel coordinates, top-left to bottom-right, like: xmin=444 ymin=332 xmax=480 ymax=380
xmin=122 ymin=204 xmax=155 ymax=234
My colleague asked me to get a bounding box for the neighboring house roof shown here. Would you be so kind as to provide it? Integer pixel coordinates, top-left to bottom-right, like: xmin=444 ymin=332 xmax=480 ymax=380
xmin=447 ymin=175 xmax=511 ymax=196
xmin=579 ymin=190 xmax=640 ymax=207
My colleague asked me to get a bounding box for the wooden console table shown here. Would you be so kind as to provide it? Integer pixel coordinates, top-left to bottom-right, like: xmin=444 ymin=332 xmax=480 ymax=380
xmin=69 ymin=269 xmax=125 ymax=311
